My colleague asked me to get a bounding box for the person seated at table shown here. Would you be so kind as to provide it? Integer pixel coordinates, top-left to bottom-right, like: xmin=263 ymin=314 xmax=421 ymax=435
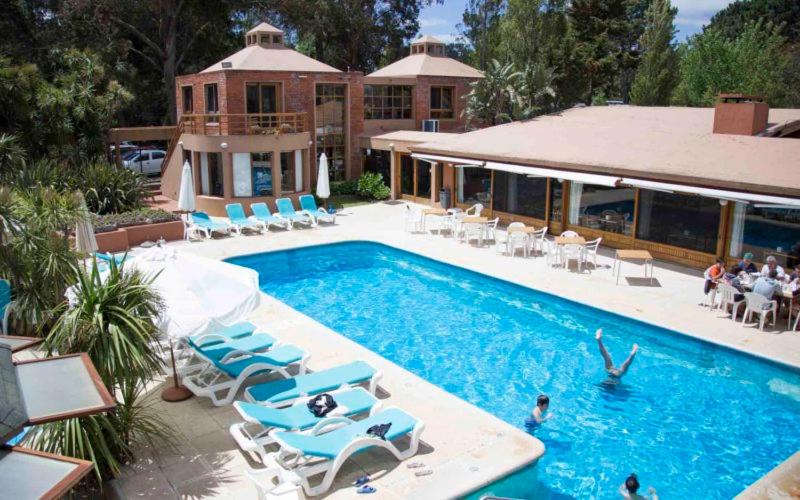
xmin=761 ymin=256 xmax=786 ymax=280
xmin=596 ymin=329 xmax=638 ymax=380
xmin=738 ymin=253 xmax=758 ymax=274
xmin=723 ymin=265 xmax=746 ymax=301
xmin=753 ymin=270 xmax=782 ymax=306
xmin=703 ymin=258 xmax=725 ymax=297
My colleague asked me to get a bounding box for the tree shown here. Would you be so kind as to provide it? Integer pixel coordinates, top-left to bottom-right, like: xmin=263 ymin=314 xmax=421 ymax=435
xmin=630 ymin=0 xmax=678 ymax=105
xmin=463 ymin=59 xmax=522 ymax=127
xmin=673 ymin=21 xmax=792 ymax=107
xmin=460 ymin=0 xmax=506 ymax=70
xmin=517 ymin=63 xmax=557 ymax=117
xmin=707 ymin=0 xmax=800 ymax=45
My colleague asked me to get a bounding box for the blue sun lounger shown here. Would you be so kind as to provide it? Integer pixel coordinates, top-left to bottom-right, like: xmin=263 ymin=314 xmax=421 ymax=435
xmin=190 ymin=211 xmax=231 ymax=238
xmin=276 ymin=198 xmax=314 ymax=228
xmin=255 ymin=407 xmax=424 ymax=496
xmin=298 ymin=194 xmax=335 ymax=225
xmin=226 ymin=203 xmax=266 ymax=234
xmin=230 ymin=387 xmax=380 ymax=459
xmin=244 ymin=361 xmax=380 ymax=408
xmin=187 ymin=322 xmax=258 ymax=349
xmin=180 ymin=341 xmax=310 ymax=406
xmin=250 ymin=202 xmax=291 ymax=230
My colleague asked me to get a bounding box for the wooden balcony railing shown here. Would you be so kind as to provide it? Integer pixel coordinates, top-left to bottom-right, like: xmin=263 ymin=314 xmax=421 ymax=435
xmin=181 ymin=113 xmax=308 ymax=136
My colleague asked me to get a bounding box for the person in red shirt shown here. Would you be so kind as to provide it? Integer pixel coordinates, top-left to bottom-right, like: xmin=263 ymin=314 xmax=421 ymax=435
xmin=704 ymin=258 xmax=725 ymax=297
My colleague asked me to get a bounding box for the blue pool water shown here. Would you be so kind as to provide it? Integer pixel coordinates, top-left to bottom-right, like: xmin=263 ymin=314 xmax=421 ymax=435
xmin=228 ymin=242 xmax=800 ymax=499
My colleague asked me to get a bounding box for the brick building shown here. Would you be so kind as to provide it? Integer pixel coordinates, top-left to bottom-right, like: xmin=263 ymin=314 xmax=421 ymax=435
xmin=160 ymin=24 xmax=483 ymax=215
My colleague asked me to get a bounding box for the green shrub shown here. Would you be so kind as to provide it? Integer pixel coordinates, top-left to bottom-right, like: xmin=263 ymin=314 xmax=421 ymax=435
xmin=330 ymin=180 xmax=358 ymax=196
xmin=356 ymin=172 xmax=390 ymax=200
xmin=93 ymin=208 xmax=181 ymax=233
xmin=73 ymin=162 xmax=147 ymax=215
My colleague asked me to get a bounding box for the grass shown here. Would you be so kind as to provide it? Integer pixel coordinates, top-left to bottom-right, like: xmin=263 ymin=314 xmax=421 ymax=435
xmin=328 ymin=195 xmax=373 ymax=209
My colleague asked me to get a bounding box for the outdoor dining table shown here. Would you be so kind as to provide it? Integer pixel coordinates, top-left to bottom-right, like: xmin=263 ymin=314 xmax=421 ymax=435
xmin=508 ymin=226 xmax=539 ymax=256
xmin=461 ymin=216 xmax=489 ymax=246
xmin=741 ymin=279 xmax=796 ymax=329
xmin=613 ymin=249 xmax=655 ymax=285
xmin=552 ymin=236 xmax=586 ymax=268
xmin=421 ymin=207 xmax=447 ymax=232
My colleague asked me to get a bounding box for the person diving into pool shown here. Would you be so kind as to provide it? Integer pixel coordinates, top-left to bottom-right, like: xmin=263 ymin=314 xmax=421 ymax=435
xmin=596 ymin=329 xmax=638 ymax=380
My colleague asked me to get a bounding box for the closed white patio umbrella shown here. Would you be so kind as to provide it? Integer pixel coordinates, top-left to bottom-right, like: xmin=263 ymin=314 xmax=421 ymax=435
xmin=75 ymin=194 xmax=98 ymax=256
xmin=316 ymin=153 xmax=331 ymax=204
xmin=177 ymin=160 xmax=195 ymax=213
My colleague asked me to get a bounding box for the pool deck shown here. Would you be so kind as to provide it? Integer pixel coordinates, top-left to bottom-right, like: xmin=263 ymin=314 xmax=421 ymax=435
xmin=113 ymin=201 xmax=800 ymax=499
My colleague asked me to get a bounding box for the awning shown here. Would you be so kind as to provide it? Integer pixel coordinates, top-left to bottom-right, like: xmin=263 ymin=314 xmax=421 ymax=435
xmin=485 ymin=161 xmax=621 ymax=187
xmin=619 ymin=178 xmax=800 ymax=207
xmin=410 ymin=153 xmax=484 ymax=167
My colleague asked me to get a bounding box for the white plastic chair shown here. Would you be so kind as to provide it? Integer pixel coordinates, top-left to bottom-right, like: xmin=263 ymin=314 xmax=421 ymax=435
xmin=741 ymin=292 xmax=777 ymax=330
xmin=506 ymin=222 xmax=528 ymax=258
xmin=562 ymin=244 xmax=583 ymax=272
xmin=404 ymin=205 xmax=423 ymax=233
xmin=582 ymin=237 xmax=602 ymax=268
xmin=715 ymin=283 xmax=745 ymax=321
xmin=560 ymin=230 xmax=579 ymax=237
xmin=484 ymin=217 xmax=500 ymax=243
xmin=530 ymin=227 xmax=548 ymax=255
xmin=465 ymin=203 xmax=484 ymax=217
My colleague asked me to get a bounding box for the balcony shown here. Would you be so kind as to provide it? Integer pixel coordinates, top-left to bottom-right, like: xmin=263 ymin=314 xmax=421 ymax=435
xmin=181 ymin=113 xmax=308 ymax=136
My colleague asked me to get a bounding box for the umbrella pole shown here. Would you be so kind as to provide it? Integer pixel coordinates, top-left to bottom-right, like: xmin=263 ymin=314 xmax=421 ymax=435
xmin=161 ymin=340 xmax=193 ymax=402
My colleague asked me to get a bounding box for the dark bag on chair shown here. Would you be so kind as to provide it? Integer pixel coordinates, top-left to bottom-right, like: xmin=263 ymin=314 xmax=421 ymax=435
xmin=306 ymin=393 xmax=338 ymax=418
xmin=366 ymin=423 xmax=392 ymax=440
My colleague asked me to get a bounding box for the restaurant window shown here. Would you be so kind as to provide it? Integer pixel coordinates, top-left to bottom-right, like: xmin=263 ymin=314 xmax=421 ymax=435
xmin=315 ymin=84 xmax=347 ymax=181
xmin=729 ymin=203 xmax=800 ymax=267
xmin=182 ymin=86 xmax=193 ymax=113
xmin=493 ymin=172 xmax=547 ymax=219
xmin=637 ymin=191 xmax=721 ymax=254
xmin=568 ymin=183 xmax=635 ymax=236
xmin=364 ymin=85 xmax=412 ymax=119
xmin=430 ymin=87 xmax=454 ymax=119
xmin=232 ymin=152 xmax=273 ymax=197
xmin=363 ymin=149 xmax=391 ymax=186
xmin=280 ymin=151 xmax=302 ymax=193
xmin=549 ymin=179 xmax=563 ymax=222
xmin=200 ymin=152 xmax=223 ymax=197
xmin=246 ymin=83 xmax=278 ymax=115
xmin=204 ymin=84 xmax=219 ymax=116
xmin=457 ymin=167 xmax=491 ymax=205
xmin=417 ymin=161 xmax=431 ymax=199
xmin=400 ymin=155 xmax=414 ymax=196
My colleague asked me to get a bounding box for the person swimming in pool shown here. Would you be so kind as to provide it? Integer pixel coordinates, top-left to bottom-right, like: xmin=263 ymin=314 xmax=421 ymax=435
xmin=619 ymin=473 xmax=658 ymax=499
xmin=596 ymin=329 xmax=638 ymax=379
xmin=524 ymin=394 xmax=552 ymax=430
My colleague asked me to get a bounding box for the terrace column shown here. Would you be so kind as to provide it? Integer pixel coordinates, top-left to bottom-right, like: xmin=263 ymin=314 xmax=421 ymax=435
xmin=389 ymin=144 xmax=397 ymax=200
xmin=192 ymin=151 xmax=202 ymax=195
xmin=222 ymin=152 xmax=233 ymax=199
xmin=430 ymin=162 xmax=437 ymax=205
xmin=272 ymin=149 xmax=282 ymax=198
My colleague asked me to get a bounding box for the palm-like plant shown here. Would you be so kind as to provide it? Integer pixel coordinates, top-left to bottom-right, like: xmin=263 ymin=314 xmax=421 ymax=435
xmin=30 ymin=259 xmax=171 ymax=482
xmin=462 ymin=59 xmax=523 ymax=128
xmin=517 ymin=63 xmax=557 ymax=119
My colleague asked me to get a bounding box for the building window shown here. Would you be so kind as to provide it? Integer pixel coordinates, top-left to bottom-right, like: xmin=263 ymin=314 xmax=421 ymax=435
xmin=364 ymin=85 xmax=412 ymax=119
xmin=457 ymin=167 xmax=491 ymax=205
xmin=416 ymin=161 xmax=431 ymax=199
xmin=363 ymin=149 xmax=391 ymax=187
xmin=400 ymin=155 xmax=414 ymax=196
xmin=729 ymin=204 xmax=800 ymax=267
xmin=273 ymin=35 xmax=282 ymax=44
xmin=231 ymin=152 xmax=274 ymax=197
xmin=200 ymin=152 xmax=223 ymax=197
xmin=315 ymin=84 xmax=347 ymax=181
xmin=280 ymin=151 xmax=301 ymax=193
xmin=493 ymin=173 xmax=547 ymax=220
xmin=549 ymin=179 xmax=563 ymax=222
xmin=260 ymin=35 xmax=269 ymax=44
xmin=246 ymin=83 xmax=278 ymax=129
xmin=636 ymin=191 xmax=721 ymax=254
xmin=182 ymin=86 xmax=193 ymax=113
xmin=430 ymin=87 xmax=454 ymax=119
xmin=204 ymin=84 xmax=219 ymax=116
xmin=569 ymin=183 xmax=635 ymax=236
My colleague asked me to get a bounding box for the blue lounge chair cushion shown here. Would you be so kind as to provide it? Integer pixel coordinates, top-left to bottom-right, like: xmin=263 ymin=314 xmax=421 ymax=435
xmin=188 ymin=322 xmax=257 ymax=348
xmin=198 ymin=333 xmax=277 ymax=362
xmin=214 ymin=344 xmax=305 ymax=378
xmin=274 ymin=408 xmax=418 ymax=459
xmin=95 ymin=252 xmax=126 ymax=265
xmin=276 ymin=198 xmax=309 ymax=221
xmin=299 ymin=195 xmax=321 ymax=213
xmin=191 ymin=212 xmax=229 ymax=230
xmin=245 ymin=361 xmax=376 ymax=404
xmin=251 ymin=203 xmax=287 ymax=225
xmin=226 ymin=203 xmax=261 ymax=228
xmin=237 ymin=388 xmax=378 ymax=430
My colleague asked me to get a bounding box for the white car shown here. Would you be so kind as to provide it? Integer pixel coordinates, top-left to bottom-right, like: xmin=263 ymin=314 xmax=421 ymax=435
xmin=123 ymin=149 xmax=166 ymax=175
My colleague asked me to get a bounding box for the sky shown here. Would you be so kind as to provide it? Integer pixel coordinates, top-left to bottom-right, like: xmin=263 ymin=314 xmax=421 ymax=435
xmin=419 ymin=0 xmax=737 ymax=44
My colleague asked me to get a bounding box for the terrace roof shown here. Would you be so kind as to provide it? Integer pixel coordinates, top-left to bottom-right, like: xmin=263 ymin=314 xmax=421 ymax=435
xmin=366 ymin=53 xmax=483 ymax=79
xmin=202 ymin=45 xmax=341 ymax=74
xmin=410 ymin=105 xmax=800 ymax=198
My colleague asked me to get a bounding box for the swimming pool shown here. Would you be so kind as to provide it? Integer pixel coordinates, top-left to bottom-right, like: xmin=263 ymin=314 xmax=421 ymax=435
xmin=228 ymin=241 xmax=800 ymax=499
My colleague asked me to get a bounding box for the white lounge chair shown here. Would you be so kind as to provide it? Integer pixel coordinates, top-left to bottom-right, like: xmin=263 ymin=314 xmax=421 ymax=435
xmin=299 ymin=195 xmax=335 ymax=225
xmin=259 ymin=407 xmax=425 ymax=497
xmin=180 ymin=342 xmax=310 ymax=406
xmin=230 ymin=387 xmax=381 ymax=461
xmin=226 ymin=203 xmax=267 ymax=235
xmin=741 ymin=292 xmax=777 ymax=331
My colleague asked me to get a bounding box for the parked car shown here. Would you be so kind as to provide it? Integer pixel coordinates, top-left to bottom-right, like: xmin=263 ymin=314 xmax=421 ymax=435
xmin=123 ymin=149 xmax=166 ymax=175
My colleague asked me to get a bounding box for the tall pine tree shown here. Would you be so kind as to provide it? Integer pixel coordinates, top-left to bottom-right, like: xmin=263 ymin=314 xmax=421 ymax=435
xmin=630 ymin=0 xmax=678 ymax=105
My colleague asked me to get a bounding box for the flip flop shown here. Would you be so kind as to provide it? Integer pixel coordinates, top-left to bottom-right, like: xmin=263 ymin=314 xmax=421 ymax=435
xmin=357 ymin=485 xmax=376 ymax=494
xmin=353 ymin=475 xmax=371 ymax=486
xmin=406 ymin=462 xmax=425 ymax=469
xmin=415 ymin=469 xmax=434 ymax=477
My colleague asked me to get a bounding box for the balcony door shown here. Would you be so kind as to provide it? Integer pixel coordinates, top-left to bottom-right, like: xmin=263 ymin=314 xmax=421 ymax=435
xmin=246 ymin=83 xmax=279 ymax=130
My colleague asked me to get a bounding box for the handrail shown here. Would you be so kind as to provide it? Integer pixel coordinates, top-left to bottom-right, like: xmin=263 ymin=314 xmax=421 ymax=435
xmin=160 ymin=117 xmax=186 ymax=176
xmin=180 ymin=112 xmax=308 ymax=136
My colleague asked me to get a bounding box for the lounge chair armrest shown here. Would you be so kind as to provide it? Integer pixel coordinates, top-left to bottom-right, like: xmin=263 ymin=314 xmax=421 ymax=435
xmin=309 ymin=416 xmax=357 ymax=435
xmin=218 ymin=349 xmax=256 ymax=363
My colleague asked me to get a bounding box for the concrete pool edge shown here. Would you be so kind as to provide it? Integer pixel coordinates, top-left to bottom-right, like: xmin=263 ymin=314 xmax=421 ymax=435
xmin=226 ymin=238 xmax=800 ymax=374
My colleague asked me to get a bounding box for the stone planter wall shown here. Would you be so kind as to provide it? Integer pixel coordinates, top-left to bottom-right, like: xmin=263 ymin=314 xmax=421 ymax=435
xmin=95 ymin=220 xmax=184 ymax=253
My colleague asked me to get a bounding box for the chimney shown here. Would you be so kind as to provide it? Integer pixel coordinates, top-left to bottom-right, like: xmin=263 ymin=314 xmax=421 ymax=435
xmin=713 ymin=93 xmax=769 ymax=136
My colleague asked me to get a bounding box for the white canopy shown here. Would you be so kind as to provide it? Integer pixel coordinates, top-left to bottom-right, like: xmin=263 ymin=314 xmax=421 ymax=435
xmin=411 ymin=153 xmax=485 ymax=167
xmin=316 ymin=153 xmax=331 ymax=199
xmin=128 ymin=247 xmax=261 ymax=339
xmin=177 ymin=161 xmax=196 ymax=213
